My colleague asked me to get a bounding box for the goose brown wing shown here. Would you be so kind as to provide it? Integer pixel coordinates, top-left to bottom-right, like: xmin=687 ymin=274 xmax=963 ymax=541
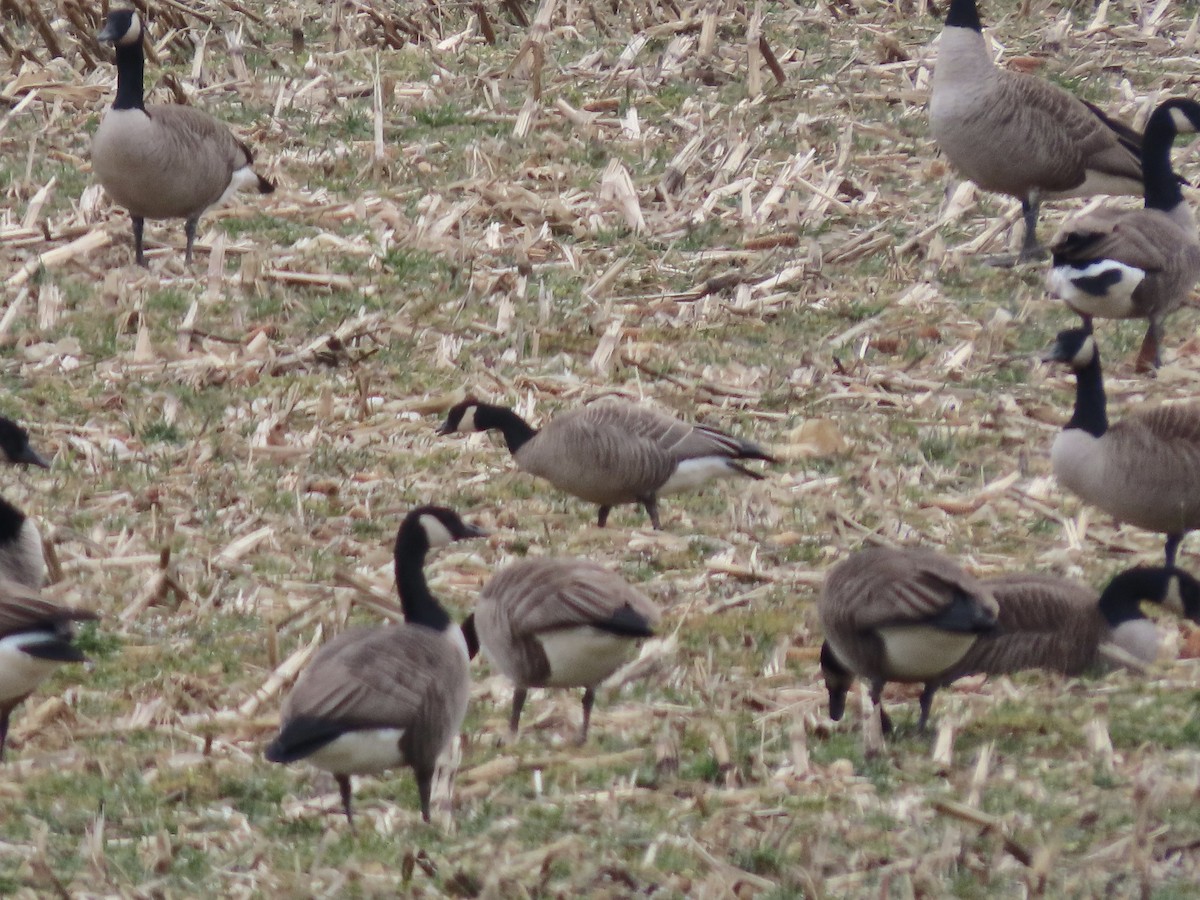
xmin=281 ymin=625 xmax=466 ymax=730
xmin=998 ymin=74 xmax=1141 ymax=190
xmin=0 ymin=579 xmax=97 ymax=639
xmin=821 ymin=547 xmax=997 ymax=634
xmin=520 ymin=406 xmax=676 ymax=502
xmin=480 ymin=558 xmax=660 ymax=639
xmin=949 ymin=575 xmax=1102 ymax=677
xmin=1050 ymin=209 xmax=1178 ymax=272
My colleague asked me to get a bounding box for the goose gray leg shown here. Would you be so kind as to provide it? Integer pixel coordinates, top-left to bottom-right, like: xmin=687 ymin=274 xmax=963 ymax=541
xmin=982 ymin=198 xmax=1046 ymax=267
xmin=1137 ymin=318 xmax=1163 ymax=372
xmin=184 ymin=216 xmax=199 ymax=264
xmin=1017 ymin=198 xmax=1047 ymax=263
xmin=917 ymin=683 xmax=939 ymax=732
xmin=869 ymin=680 xmax=893 ymax=735
xmin=132 ymin=216 xmax=147 ymax=267
xmin=579 ymin=687 xmax=596 ymax=744
xmin=335 ymin=774 xmax=355 ymax=830
xmin=597 ymin=506 xmax=611 ymax=528
xmin=509 ymin=687 xmax=527 ymax=734
xmin=0 ymin=708 xmax=11 ymax=761
xmin=416 ymin=768 xmax=434 ymax=823
xmin=1166 ymin=533 xmax=1184 ymax=568
xmin=640 ymin=495 xmax=662 ymax=530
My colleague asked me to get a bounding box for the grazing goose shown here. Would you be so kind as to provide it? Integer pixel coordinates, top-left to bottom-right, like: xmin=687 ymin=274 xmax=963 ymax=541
xmin=1047 ymin=98 xmax=1200 ymax=371
xmin=265 ymin=506 xmax=485 ymax=826
xmin=437 ymin=398 xmax=776 ymax=529
xmin=930 ymin=0 xmax=1144 ymax=263
xmin=91 ymin=8 xmax=275 ymax=267
xmin=818 ymin=546 xmax=998 ymax=732
xmin=1045 ymin=325 xmax=1200 ymax=567
xmin=0 ymin=577 xmax=97 ymax=760
xmin=0 ymin=417 xmax=50 ymax=591
xmin=950 ymin=566 xmax=1200 ymax=680
xmin=463 ymin=557 xmax=661 ymax=743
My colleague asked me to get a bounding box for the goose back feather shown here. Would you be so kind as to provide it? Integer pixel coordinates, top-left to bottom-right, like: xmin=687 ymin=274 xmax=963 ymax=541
xmin=471 ymin=557 xmax=661 ymax=741
xmin=0 ymin=578 xmax=97 ymax=759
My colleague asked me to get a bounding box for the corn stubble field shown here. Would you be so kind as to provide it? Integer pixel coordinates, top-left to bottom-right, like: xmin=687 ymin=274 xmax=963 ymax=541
xmin=2 ymin=0 xmax=1200 ymax=895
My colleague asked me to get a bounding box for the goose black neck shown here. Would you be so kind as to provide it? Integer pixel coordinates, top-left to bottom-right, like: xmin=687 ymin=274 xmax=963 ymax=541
xmin=1141 ymin=108 xmax=1185 ymax=212
xmin=476 ymin=404 xmax=537 ymax=455
xmin=1066 ymin=351 xmax=1108 ymax=438
xmin=945 ymin=0 xmax=983 ymax=31
xmin=394 ymin=525 xmax=452 ymax=632
xmin=1097 ymin=569 xmax=1160 ymax=627
xmin=112 ymin=41 xmax=146 ymax=111
xmin=0 ymin=496 xmax=25 ymax=543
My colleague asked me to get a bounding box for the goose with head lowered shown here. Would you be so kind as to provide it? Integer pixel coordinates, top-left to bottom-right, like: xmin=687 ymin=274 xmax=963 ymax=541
xmin=1047 ymin=98 xmax=1200 ymax=371
xmin=947 ymin=566 xmax=1200 ymax=681
xmin=437 ymin=398 xmax=776 ymax=529
xmin=0 ymin=577 xmax=97 ymax=760
xmin=818 ymin=546 xmax=998 ymax=733
xmin=265 ymin=506 xmax=485 ymax=827
xmin=0 ymin=416 xmax=51 ymax=591
xmin=1044 ymin=325 xmax=1200 ymax=567
xmin=930 ymin=0 xmax=1145 ymax=264
xmin=91 ymin=8 xmax=275 ymax=267
xmin=463 ymin=557 xmax=661 ymax=743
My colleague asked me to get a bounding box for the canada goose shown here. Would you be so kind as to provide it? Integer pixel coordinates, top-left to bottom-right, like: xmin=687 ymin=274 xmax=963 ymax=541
xmin=818 ymin=546 xmax=998 ymax=732
xmin=462 ymin=557 xmax=660 ymax=743
xmin=437 ymin=398 xmax=776 ymax=529
xmin=0 ymin=577 xmax=97 ymax=760
xmin=0 ymin=417 xmax=49 ymax=591
xmin=1045 ymin=325 xmax=1200 ymax=567
xmin=930 ymin=0 xmax=1144 ymax=263
xmin=91 ymin=9 xmax=275 ymax=267
xmin=265 ymin=506 xmax=485 ymax=826
xmin=951 ymin=566 xmax=1200 ymax=679
xmin=1046 ymin=98 xmax=1200 ymax=370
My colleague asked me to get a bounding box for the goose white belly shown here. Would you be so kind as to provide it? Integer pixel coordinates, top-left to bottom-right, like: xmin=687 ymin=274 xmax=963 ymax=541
xmin=1108 ymin=619 xmax=1162 ymax=666
xmin=304 ymin=728 xmax=407 ymax=775
xmin=875 ymin=626 xmax=978 ymax=680
xmin=659 ymin=457 xmax=738 ymax=495
xmin=0 ymin=634 xmax=63 ymax=704
xmin=535 ymin=627 xmax=638 ymax=687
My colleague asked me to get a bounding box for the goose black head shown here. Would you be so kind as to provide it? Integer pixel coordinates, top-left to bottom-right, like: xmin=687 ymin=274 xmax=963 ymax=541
xmin=97 ymin=8 xmax=142 ymax=46
xmin=1042 ymin=325 xmax=1097 ymax=370
xmin=437 ymin=399 xmax=483 ymax=436
xmin=0 ymin=417 xmax=49 ymax=469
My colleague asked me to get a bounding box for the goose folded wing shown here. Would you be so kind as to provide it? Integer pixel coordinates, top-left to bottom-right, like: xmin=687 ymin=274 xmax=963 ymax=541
xmin=490 ymin=561 xmax=660 ymax=637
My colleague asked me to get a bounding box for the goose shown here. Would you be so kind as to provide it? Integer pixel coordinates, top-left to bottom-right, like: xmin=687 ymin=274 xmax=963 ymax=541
xmin=1044 ymin=325 xmax=1200 ymax=567
xmin=0 ymin=577 xmax=97 ymax=760
xmin=930 ymin=0 xmax=1144 ymax=263
xmin=91 ymin=9 xmax=275 ymax=267
xmin=265 ymin=506 xmax=485 ymax=826
xmin=437 ymin=398 xmax=776 ymax=529
xmin=818 ymin=546 xmax=998 ymax=732
xmin=1046 ymin=98 xmax=1200 ymax=371
xmin=462 ymin=557 xmax=661 ymax=743
xmin=950 ymin=566 xmax=1200 ymax=680
xmin=0 ymin=416 xmax=50 ymax=591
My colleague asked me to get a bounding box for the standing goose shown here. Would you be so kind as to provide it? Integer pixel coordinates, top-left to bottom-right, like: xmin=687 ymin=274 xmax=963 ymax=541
xmin=265 ymin=506 xmax=485 ymax=826
xmin=0 ymin=577 xmax=97 ymax=760
xmin=463 ymin=557 xmax=661 ymax=743
xmin=437 ymin=398 xmax=776 ymax=529
xmin=818 ymin=546 xmax=998 ymax=732
xmin=949 ymin=566 xmax=1200 ymax=680
xmin=1047 ymin=98 xmax=1200 ymax=371
xmin=1045 ymin=325 xmax=1200 ymax=567
xmin=930 ymin=0 xmax=1144 ymax=263
xmin=91 ymin=8 xmax=275 ymax=266
xmin=0 ymin=416 xmax=50 ymax=591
